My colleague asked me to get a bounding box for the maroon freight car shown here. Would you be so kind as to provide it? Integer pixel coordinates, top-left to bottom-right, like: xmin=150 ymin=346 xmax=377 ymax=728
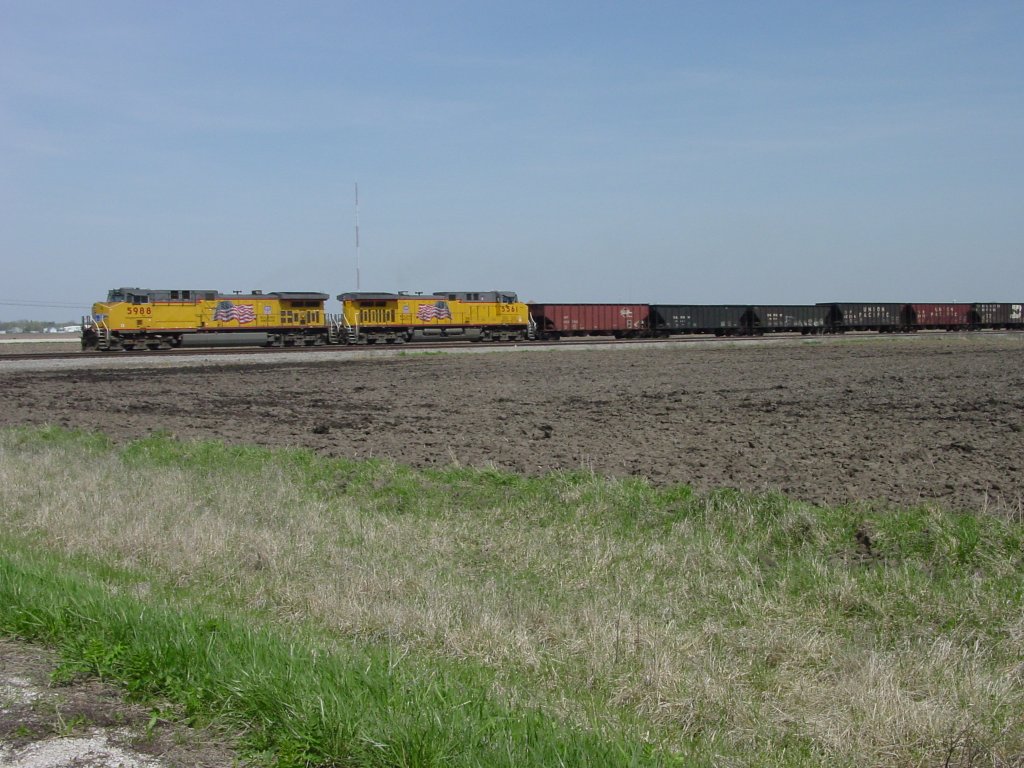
xmin=904 ymin=303 xmax=972 ymax=329
xmin=528 ymin=303 xmax=649 ymax=339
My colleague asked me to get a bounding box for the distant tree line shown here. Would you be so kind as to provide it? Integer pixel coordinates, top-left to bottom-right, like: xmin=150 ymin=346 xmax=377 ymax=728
xmin=0 ymin=320 xmax=78 ymax=332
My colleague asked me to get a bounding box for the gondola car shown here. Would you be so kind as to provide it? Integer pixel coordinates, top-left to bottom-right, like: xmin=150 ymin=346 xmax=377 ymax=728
xmin=901 ymin=303 xmax=973 ymax=331
xmin=649 ymin=305 xmax=751 ymax=336
xmin=819 ymin=303 xmax=906 ymax=333
xmin=748 ymin=305 xmax=830 ymax=335
xmin=82 ymin=288 xmax=330 ymax=350
xmin=971 ymin=303 xmax=1024 ymax=329
xmin=528 ymin=303 xmax=649 ymax=339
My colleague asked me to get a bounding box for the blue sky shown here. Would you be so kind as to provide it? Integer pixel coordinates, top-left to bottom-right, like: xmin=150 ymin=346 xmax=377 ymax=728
xmin=2 ymin=1 xmax=1022 ymax=319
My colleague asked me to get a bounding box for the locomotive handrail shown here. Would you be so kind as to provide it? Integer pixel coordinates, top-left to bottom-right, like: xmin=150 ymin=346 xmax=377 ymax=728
xmin=81 ymin=314 xmax=111 ymax=350
xmin=325 ymin=311 xmax=358 ymax=344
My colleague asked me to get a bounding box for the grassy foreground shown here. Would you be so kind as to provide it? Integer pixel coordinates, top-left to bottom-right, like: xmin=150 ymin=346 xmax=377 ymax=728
xmin=0 ymin=427 xmax=1022 ymax=767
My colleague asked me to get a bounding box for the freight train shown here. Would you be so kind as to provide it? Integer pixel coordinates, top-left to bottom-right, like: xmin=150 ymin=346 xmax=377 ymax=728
xmin=81 ymin=287 xmax=1024 ymax=351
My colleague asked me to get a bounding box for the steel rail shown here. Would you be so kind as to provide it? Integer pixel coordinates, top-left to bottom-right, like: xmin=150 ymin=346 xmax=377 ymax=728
xmin=3 ymin=329 xmax=1016 ymax=363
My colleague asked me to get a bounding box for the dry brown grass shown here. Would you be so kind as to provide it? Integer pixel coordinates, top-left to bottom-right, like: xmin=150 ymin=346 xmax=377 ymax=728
xmin=2 ymin=432 xmax=1021 ymax=766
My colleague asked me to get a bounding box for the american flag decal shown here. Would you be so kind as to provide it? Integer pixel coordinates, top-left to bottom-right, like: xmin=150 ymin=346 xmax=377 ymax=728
xmin=213 ymin=301 xmax=256 ymax=324
xmin=416 ymin=301 xmax=451 ymax=321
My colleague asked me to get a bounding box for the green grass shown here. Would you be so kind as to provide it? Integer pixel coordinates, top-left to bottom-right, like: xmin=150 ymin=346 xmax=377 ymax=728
xmin=0 ymin=545 xmax=650 ymax=767
xmin=1 ymin=426 xmax=1022 ymax=767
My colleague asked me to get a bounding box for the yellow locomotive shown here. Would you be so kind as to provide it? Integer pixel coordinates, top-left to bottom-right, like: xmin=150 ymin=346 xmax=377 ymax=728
xmin=332 ymin=290 xmax=533 ymax=344
xmin=82 ymin=288 xmax=330 ymax=350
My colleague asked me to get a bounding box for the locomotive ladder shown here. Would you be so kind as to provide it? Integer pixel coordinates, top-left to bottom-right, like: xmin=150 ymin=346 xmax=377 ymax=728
xmin=82 ymin=315 xmax=111 ymax=350
xmin=341 ymin=315 xmax=358 ymax=344
xmin=96 ymin=321 xmax=109 ymax=348
xmin=327 ymin=313 xmax=359 ymax=345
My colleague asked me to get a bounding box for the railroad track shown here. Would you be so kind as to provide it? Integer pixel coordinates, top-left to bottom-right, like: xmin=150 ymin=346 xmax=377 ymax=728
xmin=0 ymin=344 xmax=342 ymax=363
xmin=1 ymin=330 xmax=1018 ymax=363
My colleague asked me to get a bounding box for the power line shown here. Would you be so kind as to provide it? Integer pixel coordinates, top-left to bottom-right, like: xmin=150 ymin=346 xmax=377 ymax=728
xmin=0 ymin=299 xmax=89 ymax=309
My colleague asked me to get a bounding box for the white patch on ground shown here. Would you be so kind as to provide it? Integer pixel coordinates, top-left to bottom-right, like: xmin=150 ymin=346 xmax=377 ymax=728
xmin=0 ymin=730 xmax=164 ymax=768
xmin=1 ymin=640 xmax=236 ymax=767
xmin=0 ymin=676 xmax=41 ymax=705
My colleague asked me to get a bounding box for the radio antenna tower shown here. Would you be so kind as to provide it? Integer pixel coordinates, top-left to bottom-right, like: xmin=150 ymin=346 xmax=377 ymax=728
xmin=354 ymin=181 xmax=361 ymax=290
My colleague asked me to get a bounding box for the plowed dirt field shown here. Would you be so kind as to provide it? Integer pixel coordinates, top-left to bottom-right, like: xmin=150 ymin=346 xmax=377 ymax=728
xmin=2 ymin=335 xmax=1022 ymax=514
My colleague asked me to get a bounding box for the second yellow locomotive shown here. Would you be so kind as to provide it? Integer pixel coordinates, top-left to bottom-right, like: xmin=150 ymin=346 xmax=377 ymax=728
xmin=332 ymin=290 xmax=533 ymax=344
